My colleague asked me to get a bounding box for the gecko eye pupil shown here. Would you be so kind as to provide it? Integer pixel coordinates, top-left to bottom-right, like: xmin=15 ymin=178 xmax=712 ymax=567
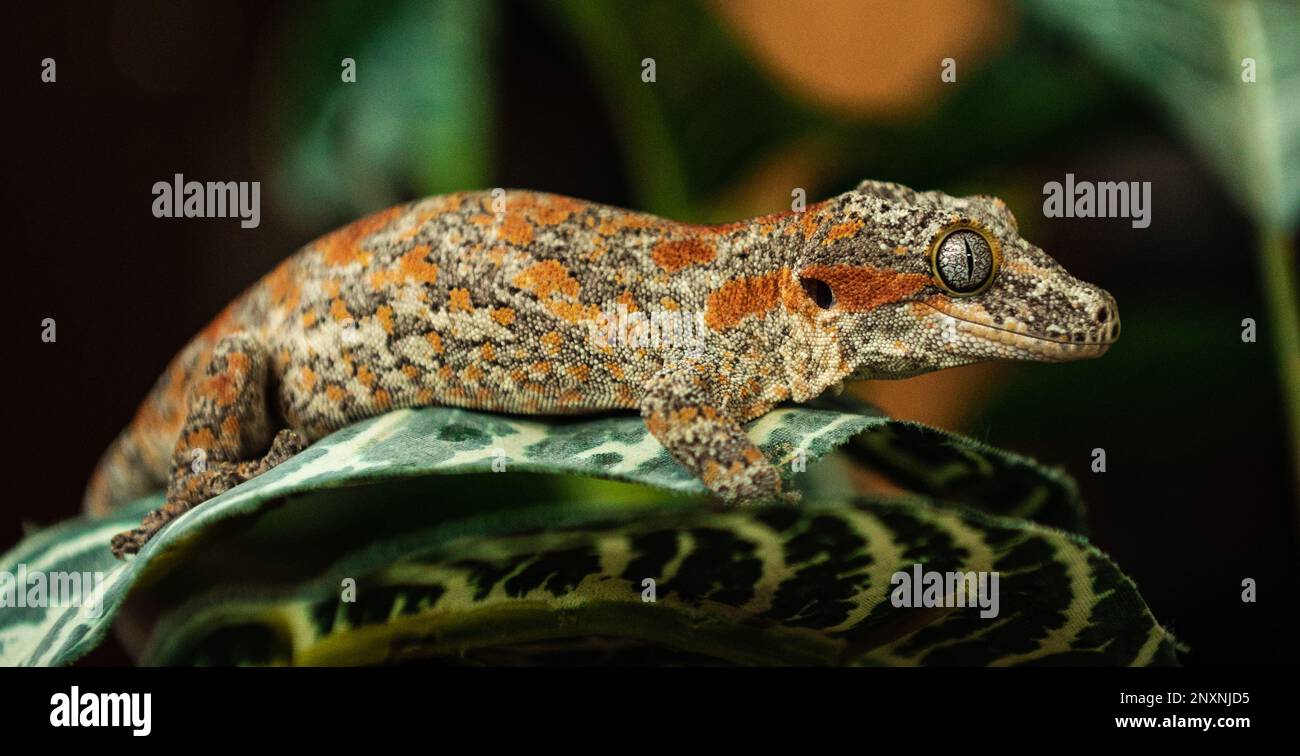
xmin=800 ymin=277 xmax=835 ymax=309
xmin=931 ymin=227 xmax=998 ymax=296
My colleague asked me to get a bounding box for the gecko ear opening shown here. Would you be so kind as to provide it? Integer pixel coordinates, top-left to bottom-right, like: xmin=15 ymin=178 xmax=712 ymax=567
xmin=800 ymin=277 xmax=835 ymax=309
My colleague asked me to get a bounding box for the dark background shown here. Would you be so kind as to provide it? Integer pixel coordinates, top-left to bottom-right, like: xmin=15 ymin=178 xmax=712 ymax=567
xmin=4 ymin=0 xmax=1297 ymax=665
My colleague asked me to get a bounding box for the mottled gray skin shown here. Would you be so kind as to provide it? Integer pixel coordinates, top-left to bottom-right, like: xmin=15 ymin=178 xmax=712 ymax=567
xmin=91 ymin=180 xmax=1118 ymax=557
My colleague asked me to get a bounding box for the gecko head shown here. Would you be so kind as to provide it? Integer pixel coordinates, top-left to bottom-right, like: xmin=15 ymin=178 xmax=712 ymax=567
xmin=791 ymin=180 xmax=1120 ymax=380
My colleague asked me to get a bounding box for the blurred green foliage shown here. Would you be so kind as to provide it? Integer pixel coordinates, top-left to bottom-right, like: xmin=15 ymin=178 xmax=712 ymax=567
xmin=270 ymin=0 xmax=495 ymax=228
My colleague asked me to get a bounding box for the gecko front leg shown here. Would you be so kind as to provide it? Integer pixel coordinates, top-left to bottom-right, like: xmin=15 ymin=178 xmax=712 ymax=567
xmin=110 ymin=333 xmax=306 ymax=558
xmin=640 ymin=359 xmax=796 ymax=504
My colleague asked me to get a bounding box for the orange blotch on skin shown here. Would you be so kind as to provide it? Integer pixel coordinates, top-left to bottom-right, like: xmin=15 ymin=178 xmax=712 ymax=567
xmin=299 ymin=366 xmax=316 ymax=391
xmin=373 ymin=389 xmax=391 ymax=409
xmin=425 ymin=331 xmax=444 ymax=354
xmin=700 ymin=459 xmax=728 ymax=486
xmin=541 ymin=331 xmax=563 ymax=355
xmin=315 ymin=206 xmax=405 ymax=267
xmin=596 ymin=213 xmax=658 ymax=236
xmin=800 ymin=264 xmax=931 ymax=311
xmin=651 ymin=236 xmax=716 ymax=273
xmin=225 ymin=352 xmax=250 ymax=373
xmin=490 ymin=307 xmax=516 ymax=325
xmin=402 ymin=364 xmax=419 ymax=379
xmin=448 ymin=288 xmax=473 ymax=312
xmin=463 ymin=365 xmax=484 ymax=383
xmin=568 ymin=364 xmax=590 ymax=382
xmin=203 ymin=371 xmax=238 ymax=408
xmin=498 ymin=214 xmax=534 ymax=246
xmin=696 ymin=220 xmax=748 ymax=236
xmin=376 ymin=305 xmax=394 ymax=334
xmin=371 ymin=245 xmax=439 ymax=290
xmin=824 ymin=219 xmax=864 ymax=244
xmin=546 ymin=300 xmax=598 ymax=323
xmin=798 ymin=209 xmax=824 ymax=239
xmin=330 ymin=299 xmax=352 ymax=322
xmin=513 ymin=259 xmax=580 ymax=299
xmin=644 ymin=412 xmax=668 ymax=437
xmin=705 ymin=271 xmax=786 ymax=331
xmin=605 ymin=362 xmax=625 ymax=380
xmin=325 ymin=385 xmax=346 ymax=403
xmin=220 ymin=414 xmax=240 ymax=442
xmin=263 ymin=260 xmax=301 ymax=311
xmin=185 ymin=427 xmax=216 ymax=453
xmin=357 ymin=364 xmax=375 ymax=388
xmin=481 ymin=343 xmax=496 ymax=361
xmin=516 ymin=193 xmax=584 ymax=226
xmin=531 ymin=361 xmax=552 ymax=376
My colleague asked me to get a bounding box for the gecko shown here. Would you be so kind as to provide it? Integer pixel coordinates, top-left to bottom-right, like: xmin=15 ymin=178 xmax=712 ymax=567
xmin=87 ymin=180 xmax=1120 ymax=558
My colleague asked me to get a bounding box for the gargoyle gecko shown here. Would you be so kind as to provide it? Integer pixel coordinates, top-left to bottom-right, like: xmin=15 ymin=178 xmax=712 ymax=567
xmin=86 ymin=180 xmax=1120 ymax=557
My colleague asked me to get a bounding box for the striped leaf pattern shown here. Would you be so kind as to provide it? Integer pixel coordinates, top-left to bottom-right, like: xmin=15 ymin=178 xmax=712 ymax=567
xmin=0 ymin=404 xmax=1177 ymax=666
xmin=143 ymin=499 xmax=1177 ymax=666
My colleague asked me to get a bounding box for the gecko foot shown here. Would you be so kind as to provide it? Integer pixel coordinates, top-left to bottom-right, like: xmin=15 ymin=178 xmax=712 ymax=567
xmin=110 ymin=429 xmax=308 ymax=559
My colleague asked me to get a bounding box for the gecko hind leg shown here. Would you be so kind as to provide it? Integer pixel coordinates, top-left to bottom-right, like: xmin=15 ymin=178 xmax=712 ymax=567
xmin=110 ymin=333 xmax=307 ymax=559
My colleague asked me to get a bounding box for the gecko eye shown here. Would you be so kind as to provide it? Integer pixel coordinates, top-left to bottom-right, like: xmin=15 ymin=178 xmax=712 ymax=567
xmin=929 ymin=225 xmax=1001 ymax=296
xmin=800 ymin=277 xmax=835 ymax=309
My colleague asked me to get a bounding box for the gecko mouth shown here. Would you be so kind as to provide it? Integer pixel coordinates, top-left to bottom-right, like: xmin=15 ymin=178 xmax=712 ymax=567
xmin=920 ymin=302 xmax=1116 ymax=361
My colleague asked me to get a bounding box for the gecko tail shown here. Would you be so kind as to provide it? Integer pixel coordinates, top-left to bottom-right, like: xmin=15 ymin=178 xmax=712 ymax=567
xmin=83 ymin=427 xmax=170 ymax=517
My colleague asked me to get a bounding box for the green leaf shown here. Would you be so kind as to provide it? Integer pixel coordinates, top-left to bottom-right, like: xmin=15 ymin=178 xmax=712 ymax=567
xmin=844 ymin=422 xmax=1087 ymax=533
xmin=267 ymin=0 xmax=496 ymax=228
xmin=141 ymin=497 xmax=1177 ymax=666
xmin=0 ymin=405 xmax=877 ymax=666
xmin=1024 ymin=0 xmax=1300 ymax=231
xmin=0 ymin=404 xmax=1171 ymax=666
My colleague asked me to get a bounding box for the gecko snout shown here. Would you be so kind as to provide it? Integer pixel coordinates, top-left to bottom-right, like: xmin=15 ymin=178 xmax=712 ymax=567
xmin=1089 ymin=293 xmax=1121 ymax=345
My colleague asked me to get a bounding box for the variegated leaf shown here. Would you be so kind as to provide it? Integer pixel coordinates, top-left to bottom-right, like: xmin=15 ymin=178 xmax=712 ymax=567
xmin=142 ymin=498 xmax=1179 ymax=666
xmin=0 ymin=404 xmax=879 ymax=666
xmin=2 ymin=403 xmax=1164 ymax=666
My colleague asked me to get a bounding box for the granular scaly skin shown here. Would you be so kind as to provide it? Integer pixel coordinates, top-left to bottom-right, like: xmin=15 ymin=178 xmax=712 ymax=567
xmin=89 ymin=181 xmax=1120 ymax=557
